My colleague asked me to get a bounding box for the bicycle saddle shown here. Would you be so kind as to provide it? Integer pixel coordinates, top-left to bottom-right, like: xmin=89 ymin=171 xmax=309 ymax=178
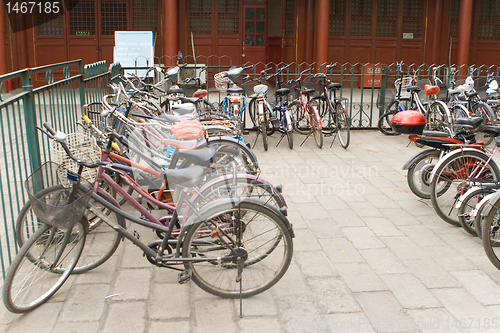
xmin=162 ymin=165 xmax=205 ymax=188
xmin=161 ymin=114 xmax=195 ymax=123
xmin=193 ymin=89 xmax=208 ymax=99
xmin=465 ymin=91 xmax=479 ymax=98
xmin=179 ymin=96 xmax=200 ymax=104
xmin=227 ymin=84 xmax=244 ymax=94
xmin=455 ymin=117 xmax=483 ymax=129
xmin=172 ymin=103 xmax=195 ymax=115
xmin=481 ymin=125 xmax=500 ymax=137
xmin=424 ymin=85 xmax=440 ymax=96
xmin=178 ymin=147 xmax=215 ymax=167
xmin=407 ymin=86 xmax=421 ymax=92
xmin=167 ymin=86 xmax=184 ymax=94
xmin=302 ymin=88 xmax=315 ymax=95
xmin=276 ymin=88 xmax=290 ymax=96
xmin=328 ymin=83 xmax=341 ymax=90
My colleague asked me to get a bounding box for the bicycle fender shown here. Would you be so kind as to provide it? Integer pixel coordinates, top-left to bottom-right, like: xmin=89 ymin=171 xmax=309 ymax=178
xmin=428 ymin=148 xmax=491 ymax=184
xmin=402 ymin=149 xmax=439 ymax=170
xmin=478 ymin=191 xmax=500 ymax=220
xmin=454 ymin=186 xmax=483 ymax=209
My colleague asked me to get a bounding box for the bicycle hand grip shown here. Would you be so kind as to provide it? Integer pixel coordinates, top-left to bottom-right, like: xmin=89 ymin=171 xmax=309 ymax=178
xmin=82 ymin=115 xmax=92 ymax=125
xmin=43 ymin=122 xmax=57 ymax=135
xmin=111 ymin=142 xmax=121 ymax=153
xmin=152 ymin=85 xmax=166 ymax=94
xmin=243 ymin=65 xmax=254 ymax=71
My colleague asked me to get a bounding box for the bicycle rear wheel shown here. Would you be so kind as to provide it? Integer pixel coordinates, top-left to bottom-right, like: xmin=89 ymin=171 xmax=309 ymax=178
xmin=309 ymin=100 xmax=323 ymax=148
xmin=182 ymin=199 xmax=293 ymax=298
xmin=458 ymin=187 xmax=495 ymax=236
xmin=337 ymin=102 xmax=350 ymax=149
xmin=429 ymin=150 xmax=500 ymax=226
xmin=3 ymin=221 xmax=86 ymax=313
xmin=482 ymin=195 xmax=500 ymax=270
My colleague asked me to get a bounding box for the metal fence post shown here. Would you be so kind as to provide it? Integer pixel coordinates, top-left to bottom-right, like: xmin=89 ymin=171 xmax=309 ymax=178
xmin=379 ymin=65 xmax=389 ymax=115
xmin=21 ymin=70 xmax=41 ymax=172
xmin=78 ymin=60 xmax=86 ymax=108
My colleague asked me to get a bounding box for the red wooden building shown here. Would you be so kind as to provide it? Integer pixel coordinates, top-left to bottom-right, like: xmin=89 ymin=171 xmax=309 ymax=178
xmin=1 ymin=0 xmax=499 ymax=76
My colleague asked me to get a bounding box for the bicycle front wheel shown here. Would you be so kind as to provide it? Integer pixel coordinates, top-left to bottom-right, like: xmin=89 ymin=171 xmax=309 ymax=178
xmin=430 ymin=150 xmax=500 ymax=226
xmin=3 ymin=221 xmax=86 ymax=313
xmin=482 ymin=195 xmax=500 ymax=270
xmin=16 ymin=186 xmax=122 ymax=274
xmin=182 ymin=199 xmax=293 ymax=298
xmin=458 ymin=187 xmax=495 ymax=236
xmin=337 ymin=102 xmax=350 ymax=149
xmin=261 ymin=110 xmax=268 ymax=151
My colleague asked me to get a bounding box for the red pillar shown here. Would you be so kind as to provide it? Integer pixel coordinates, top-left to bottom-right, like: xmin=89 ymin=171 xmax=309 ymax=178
xmin=304 ymin=0 xmax=314 ymax=64
xmin=315 ymin=0 xmax=329 ymax=65
xmin=457 ymin=0 xmax=474 ymax=66
xmin=0 ymin=1 xmax=8 ymax=75
xmin=430 ymin=0 xmax=443 ymax=65
xmin=163 ymin=0 xmax=179 ymax=62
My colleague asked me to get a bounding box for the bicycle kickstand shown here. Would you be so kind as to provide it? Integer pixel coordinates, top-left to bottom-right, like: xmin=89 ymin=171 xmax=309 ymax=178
xmin=329 ymin=130 xmax=338 ymax=148
xmin=276 ymin=131 xmax=286 ymax=147
xmin=300 ymin=131 xmax=313 ymax=146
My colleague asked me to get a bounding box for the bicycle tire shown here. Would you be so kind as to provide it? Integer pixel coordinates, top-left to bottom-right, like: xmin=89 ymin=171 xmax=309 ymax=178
xmin=450 ymin=104 xmax=469 ymax=120
xmin=482 ymin=195 xmax=500 ymax=270
xmin=458 ymin=187 xmax=495 ymax=236
xmin=377 ymin=97 xmax=412 ymax=135
xmin=429 ymin=149 xmax=500 ymax=226
xmin=3 ymin=221 xmax=86 ymax=313
xmin=182 ymin=199 xmax=293 ymax=298
xmin=337 ymin=102 xmax=350 ymax=149
xmin=261 ymin=111 xmax=268 ymax=151
xmin=427 ymin=101 xmax=451 ymax=133
xmin=406 ymin=150 xmax=442 ymax=199
xmin=319 ymin=98 xmax=335 ymax=133
xmin=293 ymin=101 xmax=312 ymax=135
xmin=16 ymin=186 xmax=123 ymax=274
xmin=284 ymin=109 xmax=294 ymax=149
xmin=309 ymin=100 xmax=323 ymax=148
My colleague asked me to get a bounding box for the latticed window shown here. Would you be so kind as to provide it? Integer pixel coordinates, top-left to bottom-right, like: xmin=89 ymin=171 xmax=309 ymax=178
xmin=133 ymin=0 xmax=159 ymax=32
xmin=285 ymin=0 xmax=294 ymax=36
xmin=376 ymin=0 xmax=396 ymax=37
xmin=351 ymin=0 xmax=371 ymax=37
xmin=218 ymin=0 xmax=239 ymax=35
xmin=101 ymin=0 xmax=127 ymax=36
xmin=402 ymin=0 xmax=422 ymax=38
xmin=449 ymin=0 xmax=460 ymax=38
xmin=37 ymin=14 xmax=64 ymax=35
xmin=478 ymin=0 xmax=500 ymax=40
xmin=329 ymin=0 xmax=344 ymax=37
xmin=190 ymin=0 xmax=212 ymax=34
xmin=69 ymin=0 xmax=95 ymax=35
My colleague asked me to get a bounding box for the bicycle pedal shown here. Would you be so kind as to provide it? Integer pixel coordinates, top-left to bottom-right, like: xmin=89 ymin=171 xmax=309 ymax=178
xmin=178 ymin=270 xmax=191 ymax=284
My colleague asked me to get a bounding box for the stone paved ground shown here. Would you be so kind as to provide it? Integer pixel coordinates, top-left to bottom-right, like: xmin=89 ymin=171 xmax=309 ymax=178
xmin=2 ymin=130 xmax=500 ymax=333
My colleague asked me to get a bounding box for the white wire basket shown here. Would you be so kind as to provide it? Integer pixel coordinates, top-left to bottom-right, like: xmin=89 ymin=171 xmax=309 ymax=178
xmin=214 ymin=71 xmax=230 ymax=92
xmin=50 ymin=130 xmax=101 ymax=186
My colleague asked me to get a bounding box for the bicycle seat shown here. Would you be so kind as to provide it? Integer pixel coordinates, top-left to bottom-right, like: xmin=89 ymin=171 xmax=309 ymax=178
xmin=179 ymin=96 xmax=200 ymax=104
xmin=227 ymin=84 xmax=244 ymax=94
xmin=407 ymin=86 xmax=421 ymax=92
xmin=424 ymin=85 xmax=440 ymax=96
xmin=328 ymin=83 xmax=342 ymax=90
xmin=455 ymin=117 xmax=483 ymax=129
xmin=193 ymin=89 xmax=208 ymax=99
xmin=302 ymin=88 xmax=315 ymax=95
xmin=161 ymin=138 xmax=198 ymax=149
xmin=161 ymin=114 xmax=195 ymax=123
xmin=178 ymin=147 xmax=215 ymax=167
xmin=167 ymin=86 xmax=184 ymax=95
xmin=449 ymin=89 xmax=461 ymax=96
xmin=276 ymin=88 xmax=290 ymax=96
xmin=421 ymin=130 xmax=450 ymax=137
xmin=481 ymin=125 xmax=500 ymax=137
xmin=172 ymin=103 xmax=196 ymax=115
xmin=162 ymin=165 xmax=205 ymax=188
xmin=465 ymin=91 xmax=479 ymax=98
xmin=496 ymin=139 xmax=500 ymax=147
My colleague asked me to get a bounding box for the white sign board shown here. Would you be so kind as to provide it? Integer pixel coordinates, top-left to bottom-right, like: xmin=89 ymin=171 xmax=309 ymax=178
xmin=114 ymin=31 xmax=154 ymax=76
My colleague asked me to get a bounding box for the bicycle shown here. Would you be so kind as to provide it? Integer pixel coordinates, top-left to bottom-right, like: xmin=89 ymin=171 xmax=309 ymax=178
xmin=378 ymin=65 xmax=452 ymax=136
xmin=5 ymin=123 xmax=294 ymax=313
xmin=288 ymin=68 xmax=323 ymax=148
xmin=311 ymin=64 xmax=350 ymax=149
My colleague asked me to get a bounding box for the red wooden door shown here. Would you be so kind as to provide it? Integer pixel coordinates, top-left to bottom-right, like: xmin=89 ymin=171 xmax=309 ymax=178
xmin=242 ymin=4 xmax=267 ymax=66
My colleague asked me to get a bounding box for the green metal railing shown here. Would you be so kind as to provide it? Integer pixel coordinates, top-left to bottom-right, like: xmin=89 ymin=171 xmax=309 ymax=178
xmin=0 ymin=59 xmax=115 ymax=280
